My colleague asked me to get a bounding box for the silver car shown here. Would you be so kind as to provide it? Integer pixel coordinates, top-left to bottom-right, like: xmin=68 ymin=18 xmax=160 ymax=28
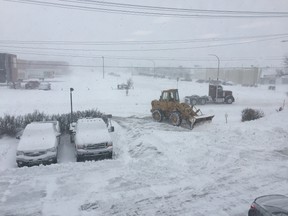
xmin=74 ymin=118 xmax=113 ymax=162
xmin=248 ymin=195 xmax=288 ymax=216
xmin=16 ymin=121 xmax=61 ymax=167
xmin=38 ymin=82 xmax=51 ymax=90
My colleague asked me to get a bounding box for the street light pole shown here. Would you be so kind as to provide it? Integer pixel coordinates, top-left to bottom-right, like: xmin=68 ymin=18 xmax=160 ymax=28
xmin=209 ymin=54 xmax=220 ymax=102
xmin=70 ymin=87 xmax=74 ymax=122
xmin=209 ymin=54 xmax=220 ymax=81
xmin=102 ymin=56 xmax=105 ymax=79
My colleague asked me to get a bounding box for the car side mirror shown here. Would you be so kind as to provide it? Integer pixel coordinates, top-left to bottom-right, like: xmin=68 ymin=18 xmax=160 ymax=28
xmin=109 ymin=126 xmax=114 ymax=132
xmin=16 ymin=135 xmax=21 ymax=140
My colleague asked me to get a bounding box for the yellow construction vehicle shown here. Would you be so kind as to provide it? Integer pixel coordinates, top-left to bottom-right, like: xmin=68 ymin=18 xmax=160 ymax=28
xmin=151 ymin=89 xmax=214 ymax=129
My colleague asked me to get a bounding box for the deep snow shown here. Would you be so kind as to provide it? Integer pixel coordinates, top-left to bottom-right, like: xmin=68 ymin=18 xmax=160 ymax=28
xmin=0 ymin=71 xmax=288 ymax=216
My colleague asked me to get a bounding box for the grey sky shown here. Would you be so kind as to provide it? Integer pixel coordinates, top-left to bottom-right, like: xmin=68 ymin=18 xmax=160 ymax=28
xmin=0 ymin=0 xmax=288 ymax=68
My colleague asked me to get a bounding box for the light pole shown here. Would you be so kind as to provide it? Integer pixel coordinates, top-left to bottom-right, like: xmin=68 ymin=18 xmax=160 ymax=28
xmin=70 ymin=87 xmax=74 ymax=122
xmin=209 ymin=54 xmax=220 ymax=81
xmin=102 ymin=56 xmax=105 ymax=79
xmin=209 ymin=54 xmax=220 ymax=102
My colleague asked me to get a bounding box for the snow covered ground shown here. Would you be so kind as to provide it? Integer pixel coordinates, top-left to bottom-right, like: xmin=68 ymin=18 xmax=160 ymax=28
xmin=0 ymin=71 xmax=288 ymax=216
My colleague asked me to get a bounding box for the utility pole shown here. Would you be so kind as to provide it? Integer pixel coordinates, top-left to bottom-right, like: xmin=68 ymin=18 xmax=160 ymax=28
xmin=102 ymin=56 xmax=105 ymax=79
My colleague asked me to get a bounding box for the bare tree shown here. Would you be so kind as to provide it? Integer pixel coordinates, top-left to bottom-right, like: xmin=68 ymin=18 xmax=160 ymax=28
xmin=127 ymin=78 xmax=134 ymax=89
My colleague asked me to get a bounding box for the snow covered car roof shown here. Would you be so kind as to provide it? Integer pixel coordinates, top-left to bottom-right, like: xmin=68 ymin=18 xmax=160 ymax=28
xmin=17 ymin=122 xmax=59 ymax=151
xmin=75 ymin=118 xmax=112 ymax=145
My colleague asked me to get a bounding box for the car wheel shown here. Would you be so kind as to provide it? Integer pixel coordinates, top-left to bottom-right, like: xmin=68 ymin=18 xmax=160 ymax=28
xmin=108 ymin=152 xmax=113 ymax=159
xmin=52 ymin=157 xmax=58 ymax=164
xmin=70 ymin=135 xmax=74 ymax=143
xmin=76 ymin=156 xmax=81 ymax=162
xmin=200 ymin=98 xmax=206 ymax=105
xmin=191 ymin=99 xmax=197 ymax=106
xmin=225 ymin=97 xmax=234 ymax=104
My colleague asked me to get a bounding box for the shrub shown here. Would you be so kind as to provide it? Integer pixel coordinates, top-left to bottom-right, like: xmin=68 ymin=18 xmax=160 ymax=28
xmin=0 ymin=115 xmax=22 ymax=136
xmin=241 ymin=108 xmax=264 ymax=122
xmin=127 ymin=78 xmax=134 ymax=89
xmin=0 ymin=109 xmax=105 ymax=136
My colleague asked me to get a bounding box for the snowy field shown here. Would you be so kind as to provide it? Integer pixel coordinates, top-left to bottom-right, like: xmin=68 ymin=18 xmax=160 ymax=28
xmin=0 ymin=71 xmax=288 ymax=216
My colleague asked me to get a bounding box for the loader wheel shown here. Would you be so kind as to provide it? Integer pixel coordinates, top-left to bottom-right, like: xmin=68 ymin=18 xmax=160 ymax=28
xmin=169 ymin=112 xmax=182 ymax=126
xmin=152 ymin=110 xmax=163 ymax=122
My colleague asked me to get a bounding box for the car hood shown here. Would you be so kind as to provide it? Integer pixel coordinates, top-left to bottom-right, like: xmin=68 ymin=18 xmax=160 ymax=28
xmin=75 ymin=129 xmax=112 ymax=145
xmin=17 ymin=134 xmax=57 ymax=152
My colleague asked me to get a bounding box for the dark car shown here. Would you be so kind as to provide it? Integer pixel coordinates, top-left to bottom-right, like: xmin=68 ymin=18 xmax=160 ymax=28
xmin=248 ymin=195 xmax=288 ymax=216
xmin=25 ymin=80 xmax=40 ymax=89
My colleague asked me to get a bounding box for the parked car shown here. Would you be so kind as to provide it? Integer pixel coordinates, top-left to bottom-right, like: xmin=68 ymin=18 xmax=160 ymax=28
xmin=69 ymin=122 xmax=77 ymax=143
xmin=38 ymin=82 xmax=51 ymax=90
xmin=117 ymin=83 xmax=129 ymax=90
xmin=24 ymin=80 xmax=40 ymax=89
xmin=74 ymin=118 xmax=114 ymax=162
xmin=16 ymin=121 xmax=61 ymax=167
xmin=248 ymin=194 xmax=288 ymax=216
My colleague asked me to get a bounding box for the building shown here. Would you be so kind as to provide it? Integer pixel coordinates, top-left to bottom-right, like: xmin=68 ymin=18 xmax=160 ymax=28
xmin=17 ymin=59 xmax=70 ymax=79
xmin=193 ymin=67 xmax=261 ymax=85
xmin=0 ymin=53 xmax=18 ymax=83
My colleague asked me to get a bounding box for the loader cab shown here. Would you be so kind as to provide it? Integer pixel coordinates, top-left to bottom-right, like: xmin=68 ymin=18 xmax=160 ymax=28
xmin=160 ymin=89 xmax=180 ymax=102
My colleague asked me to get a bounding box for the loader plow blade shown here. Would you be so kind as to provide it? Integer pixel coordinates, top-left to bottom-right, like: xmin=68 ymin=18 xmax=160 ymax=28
xmin=190 ymin=114 xmax=214 ymax=128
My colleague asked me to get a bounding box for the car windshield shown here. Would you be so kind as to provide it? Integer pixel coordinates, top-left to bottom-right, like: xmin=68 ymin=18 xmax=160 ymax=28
xmin=0 ymin=1 xmax=288 ymax=216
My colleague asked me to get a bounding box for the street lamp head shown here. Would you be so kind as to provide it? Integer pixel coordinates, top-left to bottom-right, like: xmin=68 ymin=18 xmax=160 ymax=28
xmin=70 ymin=88 xmax=74 ymax=92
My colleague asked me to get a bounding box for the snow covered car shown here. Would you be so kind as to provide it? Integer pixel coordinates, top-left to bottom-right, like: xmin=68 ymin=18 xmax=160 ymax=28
xmin=248 ymin=194 xmax=288 ymax=216
xmin=74 ymin=118 xmax=113 ymax=161
xmin=117 ymin=83 xmax=129 ymax=90
xmin=38 ymin=82 xmax=51 ymax=90
xmin=16 ymin=121 xmax=61 ymax=167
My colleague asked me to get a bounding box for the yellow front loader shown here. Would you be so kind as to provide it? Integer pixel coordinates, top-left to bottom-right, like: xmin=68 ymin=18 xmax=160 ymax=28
xmin=151 ymin=89 xmax=214 ymax=129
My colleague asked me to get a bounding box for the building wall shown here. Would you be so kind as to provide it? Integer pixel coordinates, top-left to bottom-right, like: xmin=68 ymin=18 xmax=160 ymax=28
xmin=17 ymin=59 xmax=70 ymax=78
xmin=0 ymin=53 xmax=18 ymax=83
xmin=194 ymin=67 xmax=261 ymax=85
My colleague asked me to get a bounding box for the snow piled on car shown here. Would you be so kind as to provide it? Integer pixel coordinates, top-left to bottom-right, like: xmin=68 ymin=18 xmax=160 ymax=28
xmin=75 ymin=118 xmax=112 ymax=145
xmin=17 ymin=122 xmax=57 ymax=151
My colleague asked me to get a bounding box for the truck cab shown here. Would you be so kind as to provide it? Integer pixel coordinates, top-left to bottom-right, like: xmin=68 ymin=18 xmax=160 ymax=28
xmin=209 ymin=84 xmax=234 ymax=104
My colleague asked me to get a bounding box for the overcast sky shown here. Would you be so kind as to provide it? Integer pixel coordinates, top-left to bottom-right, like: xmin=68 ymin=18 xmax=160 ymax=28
xmin=1 ymin=0 xmax=288 ymax=69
